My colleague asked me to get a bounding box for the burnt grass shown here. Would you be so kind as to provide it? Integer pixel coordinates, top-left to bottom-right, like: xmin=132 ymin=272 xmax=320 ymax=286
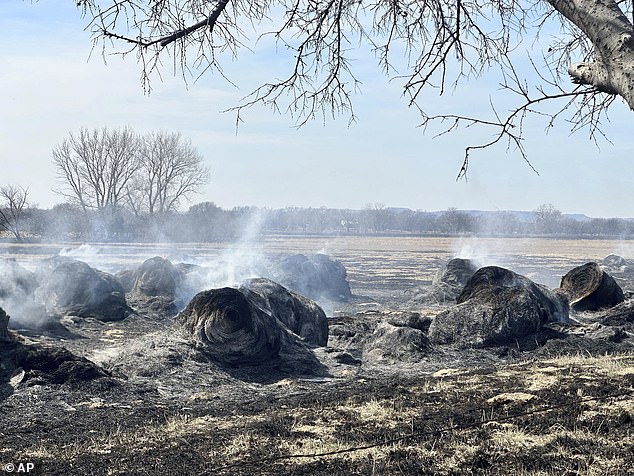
xmin=3 ymin=352 xmax=634 ymax=476
xmin=2 ymin=237 xmax=634 ymax=475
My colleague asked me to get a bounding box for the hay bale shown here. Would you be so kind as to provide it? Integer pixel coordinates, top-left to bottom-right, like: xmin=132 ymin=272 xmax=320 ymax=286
xmin=363 ymin=322 xmax=430 ymax=363
xmin=428 ymin=266 xmax=569 ymax=347
xmin=418 ymin=257 xmax=478 ymax=304
xmin=240 ymin=278 xmax=328 ymax=346
xmin=273 ymin=253 xmax=352 ymax=301
xmin=603 ymin=254 xmax=628 ymax=271
xmin=123 ymin=257 xmax=187 ymax=317
xmin=131 ymin=257 xmax=181 ymax=298
xmin=433 ymin=258 xmax=478 ymax=291
xmin=0 ymin=307 xmax=9 ymax=340
xmin=35 ymin=258 xmax=130 ymax=322
xmin=176 ymin=287 xmax=283 ymax=365
xmin=559 ymin=262 xmax=624 ymax=312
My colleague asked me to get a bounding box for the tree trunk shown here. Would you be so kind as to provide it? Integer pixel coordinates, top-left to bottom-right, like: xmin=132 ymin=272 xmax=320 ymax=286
xmin=548 ymin=0 xmax=634 ymax=109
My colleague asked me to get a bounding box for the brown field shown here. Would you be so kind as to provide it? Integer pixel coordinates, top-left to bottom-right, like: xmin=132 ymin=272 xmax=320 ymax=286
xmin=1 ymin=235 xmax=633 ymax=475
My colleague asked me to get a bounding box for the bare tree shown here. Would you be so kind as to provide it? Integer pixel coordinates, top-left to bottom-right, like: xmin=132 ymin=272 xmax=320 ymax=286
xmin=77 ymin=0 xmax=634 ymax=174
xmin=534 ymin=203 xmax=563 ymax=234
xmin=130 ymin=131 xmax=209 ymax=215
xmin=52 ymin=127 xmax=141 ymax=212
xmin=0 ymin=185 xmax=30 ymax=241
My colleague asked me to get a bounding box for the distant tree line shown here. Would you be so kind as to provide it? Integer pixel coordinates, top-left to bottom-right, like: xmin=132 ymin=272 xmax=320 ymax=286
xmin=2 ymin=197 xmax=634 ymax=242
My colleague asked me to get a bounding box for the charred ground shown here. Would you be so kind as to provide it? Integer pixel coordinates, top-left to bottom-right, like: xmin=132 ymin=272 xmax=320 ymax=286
xmin=1 ymin=236 xmax=634 ymax=475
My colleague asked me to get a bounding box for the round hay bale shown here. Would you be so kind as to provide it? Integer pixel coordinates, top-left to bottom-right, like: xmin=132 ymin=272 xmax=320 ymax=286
xmin=429 ymin=266 xmax=569 ymax=347
xmin=419 ymin=257 xmax=479 ymax=304
xmin=559 ymin=262 xmax=624 ymax=312
xmin=363 ymin=322 xmax=430 ymax=364
xmin=240 ymin=278 xmax=328 ymax=347
xmin=432 ymin=258 xmax=478 ymax=290
xmin=35 ymin=258 xmax=130 ymax=322
xmin=273 ymin=253 xmax=352 ymax=301
xmin=0 ymin=307 xmax=9 ymax=340
xmin=132 ymin=257 xmax=180 ymax=298
xmin=603 ymin=254 xmax=628 ymax=269
xmin=176 ymin=287 xmax=282 ymax=365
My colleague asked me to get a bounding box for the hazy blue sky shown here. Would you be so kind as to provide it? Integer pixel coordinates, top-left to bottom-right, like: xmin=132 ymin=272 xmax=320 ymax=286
xmin=1 ymin=2 xmax=633 ymax=217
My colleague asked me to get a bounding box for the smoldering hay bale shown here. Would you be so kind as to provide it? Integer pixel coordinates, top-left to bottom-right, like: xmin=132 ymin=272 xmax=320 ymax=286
xmin=0 ymin=258 xmax=38 ymax=299
xmin=602 ymin=254 xmax=628 ymax=271
xmin=240 ymin=278 xmax=328 ymax=347
xmin=363 ymin=321 xmax=431 ymax=364
xmin=559 ymin=262 xmax=624 ymax=312
xmin=121 ymin=257 xmax=187 ymax=317
xmin=433 ymin=258 xmax=478 ymax=290
xmin=176 ymin=287 xmax=284 ymax=365
xmin=35 ymin=257 xmax=130 ymax=322
xmin=131 ymin=256 xmax=180 ymax=298
xmin=428 ymin=266 xmax=570 ymax=347
xmin=0 ymin=307 xmax=9 ymax=340
xmin=272 ymin=253 xmax=352 ymax=301
xmin=0 ymin=259 xmax=48 ymax=329
xmin=416 ymin=257 xmax=478 ymax=304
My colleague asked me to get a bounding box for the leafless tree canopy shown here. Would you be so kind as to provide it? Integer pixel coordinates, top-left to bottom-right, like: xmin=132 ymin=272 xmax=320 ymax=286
xmin=77 ymin=0 xmax=634 ymax=175
xmin=0 ymin=185 xmax=30 ymax=241
xmin=52 ymin=127 xmax=140 ymax=211
xmin=53 ymin=127 xmax=209 ymax=216
xmin=129 ymin=131 xmax=210 ymax=215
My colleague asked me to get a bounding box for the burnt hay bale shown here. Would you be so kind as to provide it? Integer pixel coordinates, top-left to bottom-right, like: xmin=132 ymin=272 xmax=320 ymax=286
xmin=603 ymin=254 xmax=628 ymax=271
xmin=123 ymin=257 xmax=186 ymax=317
xmin=0 ymin=307 xmax=9 ymax=340
xmin=0 ymin=259 xmax=38 ymax=299
xmin=176 ymin=287 xmax=284 ymax=365
xmin=559 ymin=262 xmax=625 ymax=312
xmin=428 ymin=266 xmax=569 ymax=347
xmin=419 ymin=257 xmax=478 ymax=304
xmin=273 ymin=253 xmax=352 ymax=302
xmin=35 ymin=258 xmax=130 ymax=322
xmin=363 ymin=321 xmax=431 ymax=364
xmin=240 ymin=278 xmax=328 ymax=347
xmin=131 ymin=256 xmax=180 ymax=298
xmin=15 ymin=344 xmax=110 ymax=385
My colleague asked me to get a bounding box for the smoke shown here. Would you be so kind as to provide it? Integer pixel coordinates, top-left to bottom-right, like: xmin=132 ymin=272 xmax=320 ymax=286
xmin=0 ymin=258 xmax=48 ymax=329
xmin=451 ymin=236 xmax=496 ymax=269
xmin=176 ymin=210 xmax=268 ymax=302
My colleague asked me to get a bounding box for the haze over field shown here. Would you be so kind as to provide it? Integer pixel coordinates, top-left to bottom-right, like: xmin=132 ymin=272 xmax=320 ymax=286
xmin=1 ymin=2 xmax=634 ymax=217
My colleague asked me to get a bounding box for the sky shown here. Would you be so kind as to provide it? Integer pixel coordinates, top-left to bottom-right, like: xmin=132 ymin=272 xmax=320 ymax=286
xmin=1 ymin=2 xmax=633 ymax=218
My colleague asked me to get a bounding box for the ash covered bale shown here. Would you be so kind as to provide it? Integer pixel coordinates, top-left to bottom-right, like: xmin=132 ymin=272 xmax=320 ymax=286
xmin=603 ymin=254 xmax=629 ymax=272
xmin=428 ymin=266 xmax=569 ymax=347
xmin=363 ymin=321 xmax=431 ymax=364
xmin=123 ymin=257 xmax=186 ymax=317
xmin=240 ymin=278 xmax=328 ymax=346
xmin=433 ymin=258 xmax=478 ymax=292
xmin=0 ymin=259 xmax=48 ymax=329
xmin=35 ymin=257 xmax=130 ymax=322
xmin=115 ymin=268 xmax=138 ymax=293
xmin=559 ymin=262 xmax=624 ymax=312
xmin=131 ymin=256 xmax=180 ymax=298
xmin=0 ymin=259 xmax=38 ymax=298
xmin=15 ymin=344 xmax=110 ymax=385
xmin=413 ymin=258 xmax=478 ymax=305
xmin=272 ymin=253 xmax=352 ymax=302
xmin=0 ymin=307 xmax=9 ymax=340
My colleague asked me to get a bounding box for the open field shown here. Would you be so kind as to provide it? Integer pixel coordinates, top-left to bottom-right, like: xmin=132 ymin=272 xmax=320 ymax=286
xmin=1 ymin=235 xmax=633 ymax=475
